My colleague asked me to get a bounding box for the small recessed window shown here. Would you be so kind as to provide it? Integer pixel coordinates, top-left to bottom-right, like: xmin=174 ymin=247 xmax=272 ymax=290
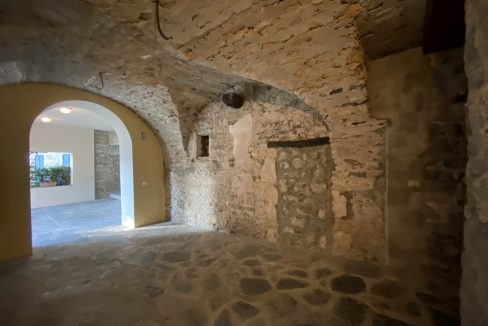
xmin=197 ymin=135 xmax=210 ymax=158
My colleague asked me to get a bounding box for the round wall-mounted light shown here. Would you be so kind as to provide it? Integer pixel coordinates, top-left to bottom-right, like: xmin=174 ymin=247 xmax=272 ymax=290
xmin=59 ymin=107 xmax=72 ymax=114
xmin=41 ymin=117 xmax=52 ymax=123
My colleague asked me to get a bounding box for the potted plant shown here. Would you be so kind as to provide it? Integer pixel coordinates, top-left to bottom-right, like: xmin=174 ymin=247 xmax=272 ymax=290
xmin=31 ymin=166 xmax=71 ymax=188
xmin=36 ymin=168 xmax=56 ymax=188
xmin=50 ymin=166 xmax=71 ymax=186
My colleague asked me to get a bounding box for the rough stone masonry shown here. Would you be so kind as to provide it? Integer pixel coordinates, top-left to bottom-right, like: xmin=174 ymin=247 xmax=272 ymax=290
xmin=462 ymin=0 xmax=488 ymax=324
xmin=94 ymin=130 xmax=120 ymax=199
xmin=0 ymin=0 xmax=388 ymax=262
xmin=0 ymin=0 xmax=486 ymax=323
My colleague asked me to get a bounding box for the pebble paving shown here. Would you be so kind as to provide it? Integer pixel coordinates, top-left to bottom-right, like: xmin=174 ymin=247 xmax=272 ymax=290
xmin=0 ymin=225 xmax=459 ymax=325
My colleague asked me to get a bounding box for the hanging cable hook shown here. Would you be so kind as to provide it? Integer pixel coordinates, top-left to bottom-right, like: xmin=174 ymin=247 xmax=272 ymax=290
xmin=156 ymin=0 xmax=172 ymax=40
xmin=95 ymin=72 xmax=105 ymax=90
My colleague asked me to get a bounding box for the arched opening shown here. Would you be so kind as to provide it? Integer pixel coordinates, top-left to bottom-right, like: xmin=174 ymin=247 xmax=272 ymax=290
xmin=29 ymin=101 xmax=137 ymax=246
xmin=0 ymin=83 xmax=166 ymax=262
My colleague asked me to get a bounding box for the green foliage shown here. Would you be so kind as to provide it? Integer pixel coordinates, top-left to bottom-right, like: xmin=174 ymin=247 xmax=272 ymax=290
xmin=30 ymin=166 xmax=71 ymax=188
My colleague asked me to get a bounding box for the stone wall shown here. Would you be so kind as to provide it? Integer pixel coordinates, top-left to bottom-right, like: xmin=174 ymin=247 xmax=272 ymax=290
xmin=462 ymin=0 xmax=488 ymax=324
xmin=171 ymin=78 xmax=387 ymax=260
xmin=172 ymin=91 xmax=336 ymax=249
xmin=94 ymin=130 xmax=120 ymax=199
xmin=355 ymin=0 xmax=427 ymax=59
xmin=275 ymin=144 xmax=333 ymax=251
xmin=368 ymin=47 xmax=467 ymax=304
xmin=0 ymin=1 xmax=390 ymax=262
xmin=164 ymin=0 xmax=389 ymax=262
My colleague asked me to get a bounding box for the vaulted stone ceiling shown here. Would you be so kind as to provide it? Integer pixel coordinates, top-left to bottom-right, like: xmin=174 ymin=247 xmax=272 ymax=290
xmin=0 ymin=0 xmax=427 ymax=164
xmin=0 ymin=0 xmax=254 ymax=166
xmin=356 ymin=0 xmax=428 ymax=60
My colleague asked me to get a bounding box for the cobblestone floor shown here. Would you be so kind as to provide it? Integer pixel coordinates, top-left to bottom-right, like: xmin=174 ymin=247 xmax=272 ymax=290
xmin=0 ymin=225 xmax=459 ymax=325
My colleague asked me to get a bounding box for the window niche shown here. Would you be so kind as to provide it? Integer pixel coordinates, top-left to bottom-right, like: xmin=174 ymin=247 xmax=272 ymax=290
xmin=29 ymin=152 xmax=72 ymax=188
xmin=197 ymin=134 xmax=210 ymax=159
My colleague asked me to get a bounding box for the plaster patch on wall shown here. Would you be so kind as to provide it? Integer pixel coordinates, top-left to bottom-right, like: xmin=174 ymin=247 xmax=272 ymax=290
xmin=332 ymin=191 xmax=347 ymax=218
xmin=229 ymin=113 xmax=253 ymax=168
xmin=260 ymin=157 xmax=276 ymax=184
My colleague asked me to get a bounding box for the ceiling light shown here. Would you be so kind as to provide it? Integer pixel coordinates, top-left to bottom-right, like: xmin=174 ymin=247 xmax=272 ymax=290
xmin=41 ymin=117 xmax=52 ymax=123
xmin=59 ymin=107 xmax=72 ymax=114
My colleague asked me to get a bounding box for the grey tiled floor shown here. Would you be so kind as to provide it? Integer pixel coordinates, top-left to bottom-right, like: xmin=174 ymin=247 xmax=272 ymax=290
xmin=31 ymin=199 xmax=125 ymax=247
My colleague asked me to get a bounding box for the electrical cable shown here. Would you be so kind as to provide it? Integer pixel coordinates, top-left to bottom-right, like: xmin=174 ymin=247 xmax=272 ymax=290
xmin=95 ymin=72 xmax=104 ymax=90
xmin=156 ymin=0 xmax=172 ymax=40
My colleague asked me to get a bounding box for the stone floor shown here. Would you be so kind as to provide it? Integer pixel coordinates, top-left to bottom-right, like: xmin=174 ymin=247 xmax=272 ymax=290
xmin=31 ymin=199 xmax=124 ymax=247
xmin=0 ymin=224 xmax=459 ymax=326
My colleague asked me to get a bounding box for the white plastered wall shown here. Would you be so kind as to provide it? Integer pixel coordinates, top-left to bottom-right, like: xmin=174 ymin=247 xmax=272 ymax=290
xmin=30 ymin=123 xmax=95 ymax=208
xmin=47 ymin=100 xmax=135 ymax=228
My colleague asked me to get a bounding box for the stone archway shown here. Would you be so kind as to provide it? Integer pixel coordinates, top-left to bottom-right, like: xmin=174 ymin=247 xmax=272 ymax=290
xmin=33 ymin=100 xmax=137 ymax=228
xmin=0 ymin=83 xmax=166 ymax=262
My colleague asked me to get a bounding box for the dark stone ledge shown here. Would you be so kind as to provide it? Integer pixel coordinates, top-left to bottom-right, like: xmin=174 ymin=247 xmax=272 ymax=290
xmin=267 ymin=137 xmax=330 ymax=148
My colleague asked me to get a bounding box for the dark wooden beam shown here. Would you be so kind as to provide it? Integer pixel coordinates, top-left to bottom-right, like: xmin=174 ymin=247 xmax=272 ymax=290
xmin=423 ymin=0 xmax=465 ymax=54
xmin=267 ymin=137 xmax=330 ymax=148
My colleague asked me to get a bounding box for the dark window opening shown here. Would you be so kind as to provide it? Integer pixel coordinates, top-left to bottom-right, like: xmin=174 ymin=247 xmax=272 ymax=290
xmin=197 ymin=135 xmax=210 ymax=158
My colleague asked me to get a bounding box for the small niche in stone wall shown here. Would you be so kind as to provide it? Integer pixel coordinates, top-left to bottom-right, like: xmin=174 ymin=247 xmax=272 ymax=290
xmin=197 ymin=135 xmax=210 ymax=158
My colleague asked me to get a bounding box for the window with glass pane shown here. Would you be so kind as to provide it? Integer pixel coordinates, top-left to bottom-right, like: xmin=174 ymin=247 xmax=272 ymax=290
xmin=29 ymin=152 xmax=72 ymax=188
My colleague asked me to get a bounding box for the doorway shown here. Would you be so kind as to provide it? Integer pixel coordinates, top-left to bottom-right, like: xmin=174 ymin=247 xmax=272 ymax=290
xmin=29 ymin=103 xmax=128 ymax=246
xmin=0 ymin=83 xmax=166 ymax=262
